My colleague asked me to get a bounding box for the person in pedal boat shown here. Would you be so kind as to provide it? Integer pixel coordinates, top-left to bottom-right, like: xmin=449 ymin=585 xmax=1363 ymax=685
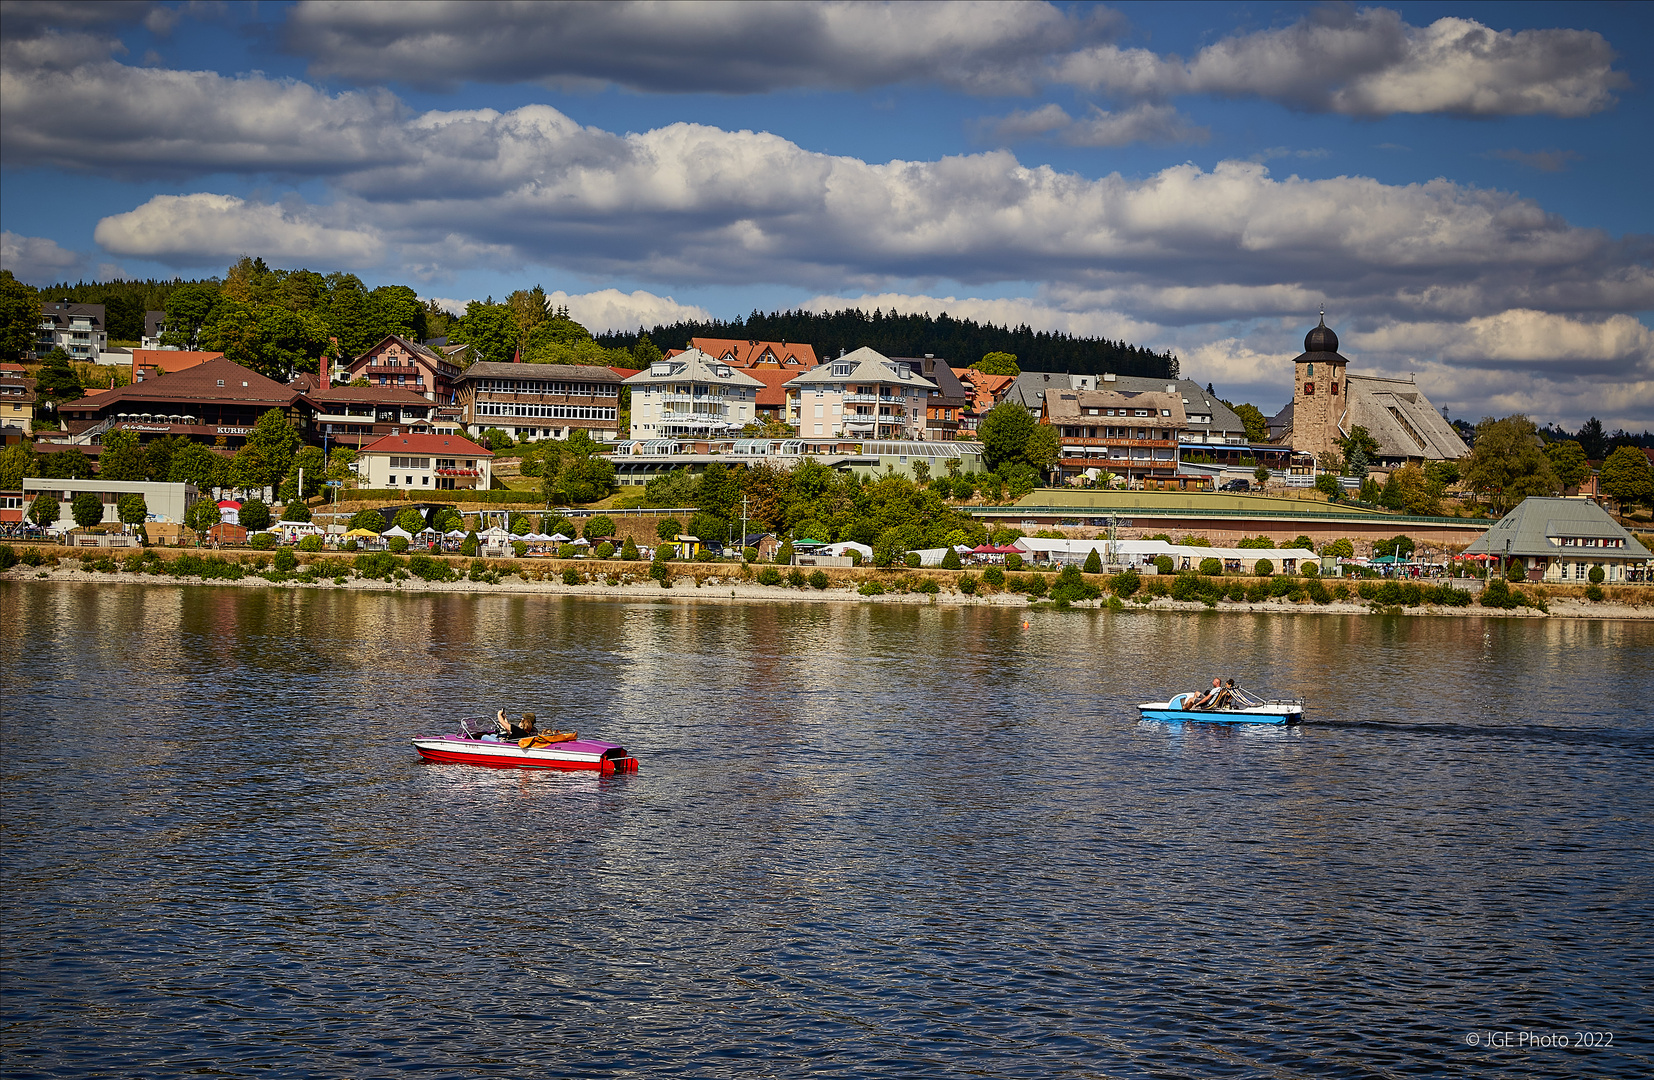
xmin=495 ymin=710 xmax=538 ymax=738
xmin=1189 ymin=677 xmax=1223 ymax=710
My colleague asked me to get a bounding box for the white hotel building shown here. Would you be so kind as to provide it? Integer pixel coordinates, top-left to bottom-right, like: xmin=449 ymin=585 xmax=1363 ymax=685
xmin=783 ymin=347 xmax=937 ymax=440
xmin=624 ymin=349 xmax=765 ymax=439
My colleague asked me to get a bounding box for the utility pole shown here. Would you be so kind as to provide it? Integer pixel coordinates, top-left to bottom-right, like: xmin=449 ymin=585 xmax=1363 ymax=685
xmin=741 ymin=493 xmax=749 ymax=552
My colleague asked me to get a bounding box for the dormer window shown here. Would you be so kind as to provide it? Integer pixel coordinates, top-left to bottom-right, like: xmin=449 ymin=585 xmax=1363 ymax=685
xmin=217 ymin=379 xmax=224 ymax=387
xmin=833 ymin=364 xmax=852 ymax=377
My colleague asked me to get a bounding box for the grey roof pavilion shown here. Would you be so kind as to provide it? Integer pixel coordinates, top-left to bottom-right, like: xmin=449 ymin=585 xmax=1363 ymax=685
xmin=1463 ymin=497 xmax=1650 ymax=583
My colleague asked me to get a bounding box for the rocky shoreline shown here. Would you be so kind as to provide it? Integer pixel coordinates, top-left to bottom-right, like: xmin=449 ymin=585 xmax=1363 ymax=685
xmin=7 ymin=562 xmax=1649 ymax=620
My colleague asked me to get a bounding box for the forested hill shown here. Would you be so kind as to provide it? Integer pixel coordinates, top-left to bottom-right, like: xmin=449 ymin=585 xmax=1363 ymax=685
xmin=596 ymin=308 xmax=1178 ymax=379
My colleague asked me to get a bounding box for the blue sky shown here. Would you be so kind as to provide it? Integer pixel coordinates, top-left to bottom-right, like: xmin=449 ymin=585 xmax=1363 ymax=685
xmin=2 ymin=1 xmax=1650 ymax=428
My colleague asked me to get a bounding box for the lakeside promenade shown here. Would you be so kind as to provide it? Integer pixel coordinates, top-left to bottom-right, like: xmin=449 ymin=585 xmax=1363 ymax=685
xmin=7 ymin=554 xmax=1650 ymax=621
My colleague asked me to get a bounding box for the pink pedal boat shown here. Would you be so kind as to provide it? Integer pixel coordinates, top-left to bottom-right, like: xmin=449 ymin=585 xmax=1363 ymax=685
xmin=412 ymin=717 xmax=639 ymax=774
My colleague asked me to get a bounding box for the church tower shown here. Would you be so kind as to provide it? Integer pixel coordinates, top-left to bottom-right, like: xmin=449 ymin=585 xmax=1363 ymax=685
xmin=1290 ymin=312 xmax=1348 ymax=460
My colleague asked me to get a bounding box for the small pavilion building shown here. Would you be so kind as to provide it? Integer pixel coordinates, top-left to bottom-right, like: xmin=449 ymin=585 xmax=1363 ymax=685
xmin=1462 ymin=497 xmax=1651 ymax=583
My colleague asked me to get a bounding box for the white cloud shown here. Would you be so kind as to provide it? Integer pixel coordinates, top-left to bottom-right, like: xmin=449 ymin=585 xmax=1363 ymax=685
xmin=1054 ymin=8 xmax=1625 ymax=117
xmin=422 ymin=288 xmax=710 ymax=333
xmin=0 ymin=230 xmax=83 ymax=282
xmin=285 ymin=0 xmax=1107 ymax=95
xmin=1061 ymin=102 xmax=1208 ymax=147
xmin=93 ymin=193 xmax=384 ymax=265
xmin=982 ymin=102 xmax=1207 ymax=146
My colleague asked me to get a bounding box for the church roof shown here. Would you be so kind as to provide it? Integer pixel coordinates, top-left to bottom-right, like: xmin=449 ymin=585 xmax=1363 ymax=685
xmin=1292 ymin=313 xmax=1348 ymax=366
xmin=1343 ymin=375 xmax=1468 ymax=461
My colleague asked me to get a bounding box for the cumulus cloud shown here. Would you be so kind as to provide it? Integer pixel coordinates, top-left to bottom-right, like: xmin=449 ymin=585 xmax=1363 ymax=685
xmin=0 ymin=37 xmax=408 ymax=176
xmin=78 ymin=109 xmax=1652 ymax=330
xmin=1055 ymin=8 xmax=1625 ymax=117
xmin=1 ymin=230 xmax=84 ymax=282
xmin=982 ymin=101 xmax=1207 ymax=146
xmin=284 ymin=0 xmax=1110 ymax=95
xmin=93 ymin=193 xmax=384 ymax=265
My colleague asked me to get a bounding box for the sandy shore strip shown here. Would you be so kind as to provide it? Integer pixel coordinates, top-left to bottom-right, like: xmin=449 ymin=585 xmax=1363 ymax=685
xmin=7 ymin=562 xmax=1650 ymax=620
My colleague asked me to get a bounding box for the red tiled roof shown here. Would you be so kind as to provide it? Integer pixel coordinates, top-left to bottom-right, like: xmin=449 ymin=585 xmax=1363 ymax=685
xmin=133 ymin=350 xmax=222 ymax=375
xmin=744 ymin=367 xmax=803 ymax=409
xmin=691 ymin=338 xmax=818 ymax=370
xmin=63 ymin=357 xmax=301 ymax=412
xmin=358 ymin=432 xmax=493 ymax=457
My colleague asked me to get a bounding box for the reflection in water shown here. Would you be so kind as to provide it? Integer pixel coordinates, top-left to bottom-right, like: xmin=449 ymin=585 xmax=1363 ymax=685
xmin=2 ymin=581 xmax=1650 ymax=1079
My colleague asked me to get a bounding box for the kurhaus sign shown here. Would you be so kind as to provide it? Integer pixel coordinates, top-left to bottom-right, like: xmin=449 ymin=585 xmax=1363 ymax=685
xmin=216 ymin=426 xmax=252 ymax=435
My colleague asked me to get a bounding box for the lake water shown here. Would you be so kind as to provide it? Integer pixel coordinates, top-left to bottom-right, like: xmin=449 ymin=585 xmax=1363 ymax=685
xmin=1 ymin=581 xmax=1649 ymax=1078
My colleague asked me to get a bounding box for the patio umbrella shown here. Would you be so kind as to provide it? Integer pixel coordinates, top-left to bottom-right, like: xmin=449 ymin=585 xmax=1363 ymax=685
xmin=549 ymin=532 xmax=572 ymax=542
xmin=344 ymin=528 xmax=378 ymax=538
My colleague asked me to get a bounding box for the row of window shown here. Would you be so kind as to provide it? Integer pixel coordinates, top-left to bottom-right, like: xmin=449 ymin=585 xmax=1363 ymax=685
xmin=1060 ymin=427 xmax=1175 ymax=440
xmin=476 ymin=403 xmax=618 ymax=421
xmin=1077 ymin=407 xmax=1171 ymax=417
xmin=1558 ymin=537 xmax=1624 ymax=547
xmin=476 ymin=379 xmax=618 ymax=396
xmin=388 ymin=457 xmax=431 ymax=469
xmin=1303 ymin=382 xmax=1340 ymax=395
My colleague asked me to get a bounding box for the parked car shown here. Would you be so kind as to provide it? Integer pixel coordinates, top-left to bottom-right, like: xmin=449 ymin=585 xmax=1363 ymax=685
xmin=1220 ymin=478 xmax=1251 ymax=491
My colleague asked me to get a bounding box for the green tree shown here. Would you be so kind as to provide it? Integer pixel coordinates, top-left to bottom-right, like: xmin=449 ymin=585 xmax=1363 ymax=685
xmin=161 ymin=282 xmax=219 ymax=348
xmin=942 ymin=546 xmax=963 ymax=570
xmin=98 ymin=429 xmax=148 ymax=481
xmin=1253 ymin=464 xmax=1271 ymax=486
xmin=244 ymin=409 xmax=301 ymax=488
xmin=1024 ymin=423 xmax=1062 ymax=472
xmin=0 ymin=270 xmax=37 ymax=360
xmin=1289 ymin=535 xmax=1314 ymax=550
xmin=972 ymin=351 xmax=1020 ymax=377
xmin=280 ymin=445 xmax=327 ymax=503
xmin=29 ymin=493 xmax=60 ymax=528
xmin=656 ymin=516 xmax=682 ymax=543
xmin=979 ymin=400 xmax=1035 ymax=471
xmin=239 ymin=498 xmax=272 ymax=532
xmin=872 ymin=528 xmax=906 ymax=568
xmin=71 ymin=491 xmax=105 ymax=529
xmin=507 ymin=286 xmax=552 ymax=357
xmin=36 ymin=446 xmax=93 ymax=479
xmin=633 ymin=332 xmax=663 ymax=367
xmin=1231 ymin=403 xmax=1269 ymax=442
xmin=349 ymin=508 xmax=386 ymax=532
xmin=1322 ymin=538 xmax=1354 ymax=558
xmin=185 ymin=498 xmax=221 ymax=534
xmin=1463 ymin=415 xmax=1560 ymax=513
xmin=0 ymin=443 xmax=32 ymax=489
xmin=621 ymin=536 xmax=639 ymax=561
xmin=449 ymin=298 xmax=519 ymax=365
xmin=584 ymin=515 xmax=617 ymax=540
xmin=1534 ymin=436 xmax=1587 ymax=489
xmin=1083 ymin=548 xmax=1102 ymax=573
xmin=371 ymin=285 xmax=426 ymax=342
xmin=282 ymin=502 xmax=312 ymax=523
xmin=168 ymin=442 xmax=228 ymax=489
xmin=1314 ymin=473 xmax=1341 ymax=499
xmin=1377 ymin=534 xmax=1416 ymax=560
xmin=395 ymin=507 xmax=427 ymax=533
xmin=33 ymin=350 xmax=84 ymax=404
xmin=1598 ymin=445 xmax=1654 ymax=510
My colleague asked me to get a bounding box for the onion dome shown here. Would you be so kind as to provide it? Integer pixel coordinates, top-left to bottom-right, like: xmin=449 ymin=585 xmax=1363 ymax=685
xmin=1304 ymin=312 xmax=1338 ymax=354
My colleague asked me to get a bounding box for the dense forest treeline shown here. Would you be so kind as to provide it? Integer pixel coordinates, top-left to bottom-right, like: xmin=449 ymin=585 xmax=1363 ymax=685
xmin=597 ymin=308 xmax=1179 ymax=379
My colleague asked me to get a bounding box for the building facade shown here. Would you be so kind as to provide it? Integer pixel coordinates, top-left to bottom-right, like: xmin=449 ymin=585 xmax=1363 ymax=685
xmin=782 ymin=347 xmax=936 ymax=440
xmin=308 ymin=385 xmax=443 ymax=447
xmin=1042 ymin=387 xmax=1187 ymax=484
xmin=889 ymin=356 xmax=969 ymax=440
xmin=451 ymin=361 xmax=624 ymax=442
xmin=36 ymin=302 xmax=107 ymax=360
xmin=1463 ymin=497 xmax=1651 ymax=583
xmin=23 ymin=478 xmax=198 ymax=525
xmin=56 ymin=357 xmax=311 ymax=447
xmin=625 ymin=350 xmax=766 ymax=439
xmin=1 ymin=364 xmax=38 ymax=429
xmin=339 ymin=335 xmax=463 ymax=404
xmin=356 ymin=432 xmax=494 ymax=492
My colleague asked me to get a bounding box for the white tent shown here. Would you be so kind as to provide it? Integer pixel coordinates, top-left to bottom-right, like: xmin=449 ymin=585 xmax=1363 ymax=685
xmin=823 ymin=541 xmax=873 ymax=559
xmin=381 ymin=525 xmax=414 ymax=539
xmin=444 ymin=529 xmax=468 ymax=538
xmin=549 ymin=532 xmax=572 ymax=542
xmin=479 ymin=526 xmax=511 ymax=542
xmin=416 ymin=526 xmax=439 ymax=536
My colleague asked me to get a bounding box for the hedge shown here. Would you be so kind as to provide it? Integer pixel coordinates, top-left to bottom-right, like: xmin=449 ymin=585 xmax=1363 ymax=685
xmin=343 ymin=489 xmax=547 ymax=504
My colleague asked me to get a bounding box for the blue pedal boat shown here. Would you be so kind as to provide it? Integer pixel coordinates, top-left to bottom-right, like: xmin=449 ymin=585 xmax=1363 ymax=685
xmin=1138 ymin=690 xmax=1303 ymax=725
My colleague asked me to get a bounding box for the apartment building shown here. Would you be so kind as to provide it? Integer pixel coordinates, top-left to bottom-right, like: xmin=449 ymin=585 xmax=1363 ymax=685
xmin=1041 ymin=386 xmax=1188 ymax=485
xmin=782 ymin=347 xmax=937 ymax=440
xmin=625 ymin=349 xmax=765 ymax=438
xmin=356 ymin=432 xmax=494 ymax=492
xmin=339 ymin=335 xmax=464 ymax=403
xmin=36 ymin=302 xmax=107 ymax=360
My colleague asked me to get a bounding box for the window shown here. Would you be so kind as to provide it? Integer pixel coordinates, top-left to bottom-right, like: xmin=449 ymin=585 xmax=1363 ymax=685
xmin=1331 ymin=382 xmax=1339 ymax=395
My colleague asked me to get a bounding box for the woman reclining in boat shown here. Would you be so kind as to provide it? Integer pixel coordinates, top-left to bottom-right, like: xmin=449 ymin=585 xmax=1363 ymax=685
xmin=495 ymin=710 xmax=538 ymax=739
